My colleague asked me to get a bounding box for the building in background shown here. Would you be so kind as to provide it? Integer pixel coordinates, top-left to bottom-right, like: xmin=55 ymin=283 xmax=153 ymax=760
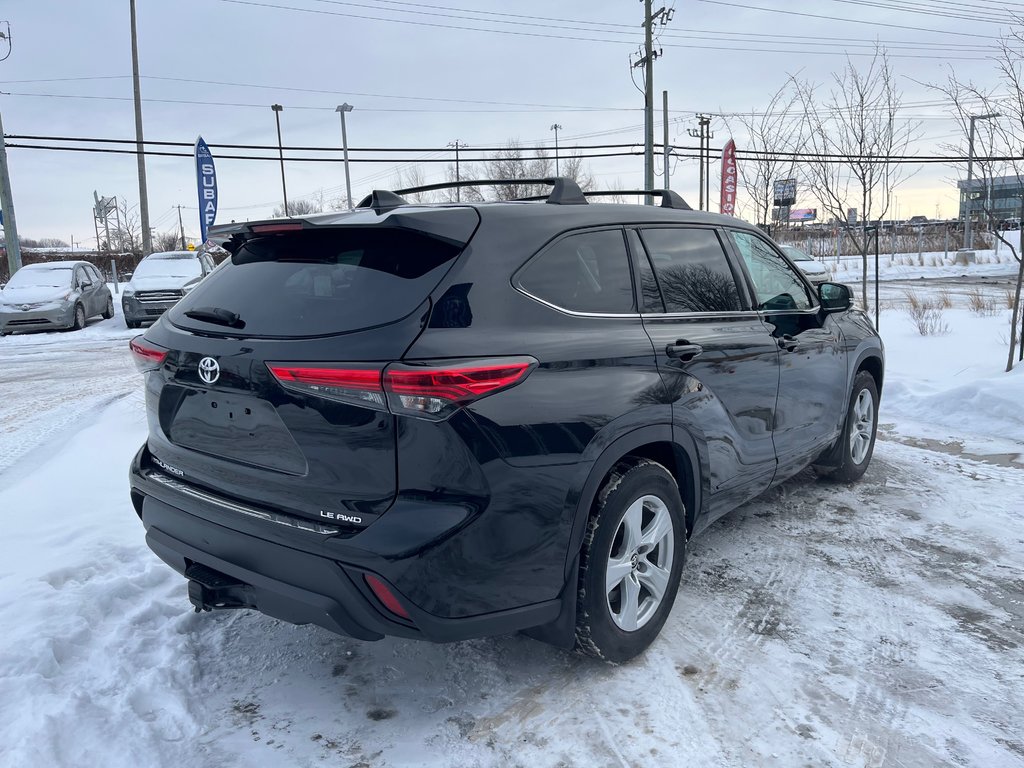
xmin=958 ymin=174 xmax=1024 ymax=225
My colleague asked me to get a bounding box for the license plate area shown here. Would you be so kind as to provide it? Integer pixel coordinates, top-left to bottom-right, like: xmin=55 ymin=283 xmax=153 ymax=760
xmin=166 ymin=388 xmax=308 ymax=474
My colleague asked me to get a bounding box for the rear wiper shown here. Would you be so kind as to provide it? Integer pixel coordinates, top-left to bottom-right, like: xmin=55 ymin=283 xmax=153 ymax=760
xmin=184 ymin=306 xmax=245 ymax=328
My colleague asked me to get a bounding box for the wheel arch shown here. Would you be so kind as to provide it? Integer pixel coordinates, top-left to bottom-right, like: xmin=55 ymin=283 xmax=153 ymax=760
xmin=564 ymin=425 xmax=701 ymax=585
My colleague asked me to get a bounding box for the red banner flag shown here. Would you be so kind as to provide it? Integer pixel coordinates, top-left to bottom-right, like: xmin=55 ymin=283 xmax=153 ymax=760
xmin=720 ymin=139 xmax=737 ymax=216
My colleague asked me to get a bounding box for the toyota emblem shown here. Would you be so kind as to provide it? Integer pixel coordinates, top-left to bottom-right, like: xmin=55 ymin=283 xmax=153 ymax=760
xmin=198 ymin=356 xmax=220 ymax=385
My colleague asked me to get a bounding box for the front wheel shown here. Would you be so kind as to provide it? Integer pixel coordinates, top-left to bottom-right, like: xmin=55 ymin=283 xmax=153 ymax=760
xmin=575 ymin=459 xmax=686 ymax=664
xmin=71 ymin=304 xmax=86 ymax=331
xmin=823 ymin=371 xmax=879 ymax=483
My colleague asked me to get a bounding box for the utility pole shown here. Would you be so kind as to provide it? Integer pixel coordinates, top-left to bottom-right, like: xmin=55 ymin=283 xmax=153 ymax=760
xmin=448 ymin=140 xmax=466 ymax=202
xmin=129 ymin=0 xmax=152 ymax=257
xmin=633 ymin=2 xmax=671 ymax=204
xmin=688 ymin=115 xmax=714 ymax=211
xmin=662 ymin=91 xmax=670 ymax=190
xmin=336 ymin=103 xmax=354 ymax=211
xmin=177 ymin=205 xmax=186 ymax=249
xmin=271 ymin=104 xmax=288 ymax=216
xmin=550 ymin=124 xmax=562 ymax=176
xmin=0 ymin=110 xmax=22 ymax=275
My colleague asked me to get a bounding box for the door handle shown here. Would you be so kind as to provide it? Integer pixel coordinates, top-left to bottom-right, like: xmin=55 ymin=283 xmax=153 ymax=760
xmin=777 ymin=334 xmax=799 ymax=352
xmin=666 ymin=341 xmax=704 ymax=361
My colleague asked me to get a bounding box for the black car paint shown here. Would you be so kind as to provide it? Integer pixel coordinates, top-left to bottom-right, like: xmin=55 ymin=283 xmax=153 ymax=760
xmin=129 ymin=202 xmax=883 ymax=646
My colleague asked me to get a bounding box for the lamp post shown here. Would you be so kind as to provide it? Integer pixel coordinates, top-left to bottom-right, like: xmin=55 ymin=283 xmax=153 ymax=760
xmin=550 ymin=123 xmax=562 ymax=176
xmin=271 ymin=104 xmax=288 ymax=216
xmin=336 ymin=103 xmax=354 ymax=211
xmin=964 ymin=112 xmax=1000 ymax=250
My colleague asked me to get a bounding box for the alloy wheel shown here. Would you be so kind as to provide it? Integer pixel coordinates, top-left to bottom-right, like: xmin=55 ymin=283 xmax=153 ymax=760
xmin=605 ymin=494 xmax=674 ymax=632
xmin=849 ymin=388 xmax=874 ymax=464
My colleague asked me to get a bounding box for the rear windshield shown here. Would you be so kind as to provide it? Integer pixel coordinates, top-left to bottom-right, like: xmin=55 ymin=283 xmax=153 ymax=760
xmin=169 ymin=226 xmax=468 ymax=337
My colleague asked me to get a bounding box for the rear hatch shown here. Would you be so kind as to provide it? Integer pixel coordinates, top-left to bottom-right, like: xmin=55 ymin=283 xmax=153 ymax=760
xmin=139 ymin=207 xmax=480 ymax=530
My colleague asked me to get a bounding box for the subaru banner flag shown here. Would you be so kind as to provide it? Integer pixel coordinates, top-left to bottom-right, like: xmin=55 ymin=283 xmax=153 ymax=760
xmin=195 ymin=136 xmax=218 ymax=243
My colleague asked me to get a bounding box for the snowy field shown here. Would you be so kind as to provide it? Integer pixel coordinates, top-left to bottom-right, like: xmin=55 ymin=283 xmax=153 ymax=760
xmin=1 ymin=276 xmax=1022 ymax=767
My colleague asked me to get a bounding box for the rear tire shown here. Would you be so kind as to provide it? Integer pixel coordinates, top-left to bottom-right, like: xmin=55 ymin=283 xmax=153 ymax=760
xmin=575 ymin=458 xmax=686 ymax=664
xmin=102 ymin=296 xmax=114 ymax=319
xmin=820 ymin=371 xmax=878 ymax=483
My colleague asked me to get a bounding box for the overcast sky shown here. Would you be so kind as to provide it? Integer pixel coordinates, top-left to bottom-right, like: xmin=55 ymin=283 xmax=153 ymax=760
xmin=0 ymin=0 xmax=1012 ymax=245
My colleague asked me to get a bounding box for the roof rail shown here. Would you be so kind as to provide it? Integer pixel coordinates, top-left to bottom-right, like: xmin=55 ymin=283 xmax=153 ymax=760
xmin=392 ymin=177 xmax=588 ymax=206
xmin=355 ymin=189 xmax=409 ymax=215
xmin=581 ymin=190 xmax=693 ymax=210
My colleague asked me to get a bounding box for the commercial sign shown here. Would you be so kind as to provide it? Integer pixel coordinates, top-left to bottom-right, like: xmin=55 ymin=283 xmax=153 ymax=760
xmin=788 ymin=208 xmax=817 ymax=222
xmin=773 ymin=178 xmax=797 ymax=207
xmin=194 ymin=136 xmax=218 ymax=244
xmin=720 ymin=139 xmax=738 ymax=216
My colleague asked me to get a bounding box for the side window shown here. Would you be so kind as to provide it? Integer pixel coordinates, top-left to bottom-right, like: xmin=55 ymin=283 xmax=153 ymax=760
xmin=626 ymin=229 xmax=664 ymax=313
xmin=730 ymin=231 xmax=812 ymax=311
xmin=73 ymin=267 xmax=86 ymax=287
xmin=518 ymin=229 xmax=635 ymax=314
xmin=638 ymin=227 xmax=742 ymax=313
xmin=89 ymin=265 xmax=103 ymax=283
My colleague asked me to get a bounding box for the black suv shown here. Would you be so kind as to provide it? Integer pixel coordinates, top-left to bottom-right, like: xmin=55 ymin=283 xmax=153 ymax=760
xmin=128 ymin=179 xmax=882 ymax=662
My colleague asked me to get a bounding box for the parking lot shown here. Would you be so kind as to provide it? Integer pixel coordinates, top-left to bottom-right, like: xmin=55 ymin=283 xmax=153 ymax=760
xmin=0 ymin=276 xmax=1021 ymax=767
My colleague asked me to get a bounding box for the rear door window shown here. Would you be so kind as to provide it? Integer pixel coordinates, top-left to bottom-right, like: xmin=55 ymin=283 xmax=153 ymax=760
xmin=638 ymin=228 xmax=742 ymax=313
xmin=170 ymin=220 xmax=473 ymax=338
xmin=517 ymin=229 xmax=635 ymax=314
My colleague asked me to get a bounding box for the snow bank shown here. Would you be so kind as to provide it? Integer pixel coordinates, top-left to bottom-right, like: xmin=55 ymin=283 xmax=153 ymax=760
xmin=879 ymin=306 xmax=1024 ymax=448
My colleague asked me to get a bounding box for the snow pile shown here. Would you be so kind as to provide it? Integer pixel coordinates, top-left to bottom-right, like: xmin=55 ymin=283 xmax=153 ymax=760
xmin=830 ymin=249 xmax=1020 ymax=281
xmin=879 ymin=307 xmax=1024 ymax=449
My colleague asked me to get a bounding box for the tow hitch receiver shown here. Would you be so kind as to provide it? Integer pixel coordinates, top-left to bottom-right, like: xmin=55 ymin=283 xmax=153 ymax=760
xmin=185 ymin=562 xmax=254 ymax=612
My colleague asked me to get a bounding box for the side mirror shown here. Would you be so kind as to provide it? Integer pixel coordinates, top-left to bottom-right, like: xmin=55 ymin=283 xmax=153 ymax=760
xmin=818 ymin=282 xmax=852 ymax=313
xmin=79 ymin=280 xmax=93 ymax=290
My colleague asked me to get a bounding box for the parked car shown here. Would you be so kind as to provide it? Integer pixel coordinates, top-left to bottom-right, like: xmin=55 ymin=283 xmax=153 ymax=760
xmin=122 ymin=250 xmax=216 ymax=329
xmin=128 ymin=180 xmax=884 ymax=662
xmin=780 ymin=244 xmax=833 ymax=286
xmin=0 ymin=261 xmax=113 ymax=336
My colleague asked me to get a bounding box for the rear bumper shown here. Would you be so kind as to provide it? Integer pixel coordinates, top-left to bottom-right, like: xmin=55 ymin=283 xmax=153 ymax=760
xmin=129 ymin=445 xmax=564 ymax=643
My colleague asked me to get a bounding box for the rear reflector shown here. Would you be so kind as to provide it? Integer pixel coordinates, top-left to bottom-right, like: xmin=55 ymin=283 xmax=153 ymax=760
xmin=129 ymin=336 xmax=168 ymax=372
xmin=364 ymin=574 xmax=410 ymax=619
xmin=266 ymin=356 xmax=536 ymax=420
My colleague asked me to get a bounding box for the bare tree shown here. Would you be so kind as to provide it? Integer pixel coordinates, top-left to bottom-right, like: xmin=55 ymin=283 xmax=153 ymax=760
xmin=793 ymin=47 xmax=919 ymax=313
xmin=932 ymin=38 xmax=1024 ymax=370
xmin=390 ymin=165 xmax=436 ymax=203
xmin=154 ymin=230 xmax=182 ymax=252
xmin=722 ymin=81 xmax=805 ymax=226
xmin=112 ymin=199 xmax=142 ymax=254
xmin=487 ymin=141 xmax=554 ymax=200
xmin=271 ymin=198 xmax=323 ymax=218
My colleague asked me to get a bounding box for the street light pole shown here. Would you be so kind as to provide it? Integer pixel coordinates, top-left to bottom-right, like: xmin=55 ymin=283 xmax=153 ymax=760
xmin=271 ymin=104 xmax=288 ymax=216
xmin=550 ymin=123 xmax=562 ymax=176
xmin=336 ymin=103 xmax=354 ymax=211
xmin=964 ymin=112 xmax=1000 ymax=250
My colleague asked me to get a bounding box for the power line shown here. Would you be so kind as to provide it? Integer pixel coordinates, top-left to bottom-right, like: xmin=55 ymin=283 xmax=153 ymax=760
xmin=7 ymin=138 xmax=1021 ymax=165
xmin=217 ymin=0 xmax=995 ymax=55
xmin=693 ymin=0 xmax=993 ymax=38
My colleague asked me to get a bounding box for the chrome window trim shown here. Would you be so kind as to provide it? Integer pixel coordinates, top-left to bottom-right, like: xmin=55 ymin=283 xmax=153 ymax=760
xmin=639 ymin=309 xmax=763 ymax=320
xmin=514 ymin=287 xmax=642 ymax=318
xmin=144 ymin=469 xmax=342 ymax=535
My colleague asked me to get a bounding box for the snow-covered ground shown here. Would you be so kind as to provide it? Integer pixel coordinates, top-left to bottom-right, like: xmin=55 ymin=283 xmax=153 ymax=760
xmin=1 ymin=279 xmax=1022 ymax=767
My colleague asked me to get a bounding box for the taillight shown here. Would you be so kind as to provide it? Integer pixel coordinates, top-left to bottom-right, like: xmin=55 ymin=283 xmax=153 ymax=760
xmin=383 ymin=358 xmax=535 ymax=419
xmin=266 ymin=357 xmax=536 ymax=420
xmin=266 ymin=364 xmax=387 ymax=411
xmin=129 ymin=336 xmax=168 ymax=372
